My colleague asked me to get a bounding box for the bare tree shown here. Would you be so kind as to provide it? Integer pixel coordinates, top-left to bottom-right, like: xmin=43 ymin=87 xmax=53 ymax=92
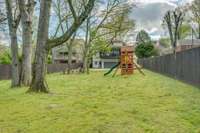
xmin=163 ymin=8 xmax=184 ymax=53
xmin=29 ymin=0 xmax=96 ymax=92
xmin=18 ymin=0 xmax=36 ymax=86
xmin=52 ymin=0 xmax=79 ymax=74
xmin=0 ymin=9 xmax=6 ymax=28
xmin=5 ymin=0 xmax=21 ymax=87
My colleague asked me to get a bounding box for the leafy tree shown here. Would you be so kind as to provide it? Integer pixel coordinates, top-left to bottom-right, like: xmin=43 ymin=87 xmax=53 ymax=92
xmin=190 ymin=0 xmax=200 ymax=39
xmin=81 ymin=0 xmax=135 ymax=73
xmin=136 ymin=30 xmax=151 ymax=45
xmin=135 ymin=42 xmax=158 ymax=58
xmin=159 ymin=38 xmax=171 ymax=48
xmin=178 ymin=23 xmax=191 ymax=40
xmin=101 ymin=2 xmax=135 ymax=41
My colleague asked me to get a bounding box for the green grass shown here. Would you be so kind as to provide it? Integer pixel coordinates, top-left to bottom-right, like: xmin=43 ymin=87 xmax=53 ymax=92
xmin=0 ymin=70 xmax=200 ymax=133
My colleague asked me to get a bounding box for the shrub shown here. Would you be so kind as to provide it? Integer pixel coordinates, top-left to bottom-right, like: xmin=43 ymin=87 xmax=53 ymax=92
xmin=0 ymin=51 xmax=12 ymax=64
xmin=135 ymin=42 xmax=158 ymax=58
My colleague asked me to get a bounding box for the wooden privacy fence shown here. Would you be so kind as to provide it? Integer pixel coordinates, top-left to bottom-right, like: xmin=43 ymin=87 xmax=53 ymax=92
xmin=0 ymin=63 xmax=82 ymax=80
xmin=138 ymin=47 xmax=200 ymax=88
xmin=0 ymin=65 xmax=11 ymax=80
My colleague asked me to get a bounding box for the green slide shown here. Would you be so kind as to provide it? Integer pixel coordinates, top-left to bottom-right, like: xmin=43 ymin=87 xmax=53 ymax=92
xmin=104 ymin=62 xmax=120 ymax=76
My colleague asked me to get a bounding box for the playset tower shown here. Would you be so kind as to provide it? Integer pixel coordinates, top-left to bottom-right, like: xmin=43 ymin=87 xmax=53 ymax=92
xmin=104 ymin=44 xmax=144 ymax=77
xmin=120 ymin=46 xmax=134 ymax=75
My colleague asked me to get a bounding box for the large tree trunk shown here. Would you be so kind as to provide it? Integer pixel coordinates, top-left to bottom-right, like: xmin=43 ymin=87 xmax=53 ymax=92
xmin=5 ymin=0 xmax=20 ymax=87
xmin=82 ymin=17 xmax=90 ymax=74
xmin=18 ymin=0 xmax=35 ymax=86
xmin=29 ymin=0 xmax=52 ymax=93
xmin=20 ymin=22 xmax=32 ymax=86
xmin=82 ymin=45 xmax=90 ymax=73
xmin=10 ymin=30 xmax=20 ymax=87
xmin=82 ymin=54 xmax=88 ymax=73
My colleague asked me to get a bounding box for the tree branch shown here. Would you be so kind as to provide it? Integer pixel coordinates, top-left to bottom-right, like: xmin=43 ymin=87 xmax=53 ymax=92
xmin=67 ymin=0 xmax=77 ymax=20
xmin=47 ymin=0 xmax=96 ymax=50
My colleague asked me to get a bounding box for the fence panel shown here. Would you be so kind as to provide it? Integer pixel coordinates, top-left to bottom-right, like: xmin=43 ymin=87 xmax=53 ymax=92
xmin=0 ymin=63 xmax=82 ymax=80
xmin=138 ymin=47 xmax=200 ymax=88
xmin=0 ymin=65 xmax=11 ymax=80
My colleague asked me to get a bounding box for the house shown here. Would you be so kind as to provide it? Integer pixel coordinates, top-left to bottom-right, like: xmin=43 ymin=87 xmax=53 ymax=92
xmin=92 ymin=41 xmax=135 ymax=69
xmin=155 ymin=39 xmax=200 ymax=55
xmin=176 ymin=39 xmax=200 ymax=52
xmin=52 ymin=39 xmax=83 ymax=64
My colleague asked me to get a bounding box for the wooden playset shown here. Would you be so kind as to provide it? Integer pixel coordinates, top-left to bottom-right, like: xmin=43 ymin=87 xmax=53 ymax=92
xmin=104 ymin=46 xmax=145 ymax=77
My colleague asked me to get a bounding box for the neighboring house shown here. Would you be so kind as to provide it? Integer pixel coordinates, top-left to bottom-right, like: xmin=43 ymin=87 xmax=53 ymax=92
xmin=92 ymin=41 xmax=134 ymax=69
xmin=176 ymin=39 xmax=200 ymax=52
xmin=52 ymin=39 xmax=83 ymax=64
xmin=155 ymin=39 xmax=200 ymax=55
xmin=154 ymin=40 xmax=173 ymax=55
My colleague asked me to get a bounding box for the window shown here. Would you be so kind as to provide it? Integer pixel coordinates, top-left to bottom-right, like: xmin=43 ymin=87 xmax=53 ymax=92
xmin=59 ymin=52 xmax=68 ymax=55
xmin=95 ymin=61 xmax=98 ymax=65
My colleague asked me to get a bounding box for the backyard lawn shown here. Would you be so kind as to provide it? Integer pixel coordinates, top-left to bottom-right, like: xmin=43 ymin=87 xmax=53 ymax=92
xmin=0 ymin=70 xmax=200 ymax=133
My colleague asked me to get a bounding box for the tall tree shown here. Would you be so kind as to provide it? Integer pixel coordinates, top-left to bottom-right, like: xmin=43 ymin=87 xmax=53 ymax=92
xmin=190 ymin=0 xmax=200 ymax=39
xmin=18 ymin=0 xmax=36 ymax=86
xmin=52 ymin=0 xmax=79 ymax=74
xmin=30 ymin=0 xmax=51 ymax=92
xmin=5 ymin=0 xmax=21 ymax=87
xmin=81 ymin=0 xmax=135 ymax=73
xmin=136 ymin=30 xmax=151 ymax=45
xmin=163 ymin=8 xmax=184 ymax=53
xmin=29 ymin=0 xmax=96 ymax=92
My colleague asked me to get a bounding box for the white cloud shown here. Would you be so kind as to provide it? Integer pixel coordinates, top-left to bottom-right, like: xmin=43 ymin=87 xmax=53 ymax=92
xmin=127 ymin=0 xmax=194 ymax=40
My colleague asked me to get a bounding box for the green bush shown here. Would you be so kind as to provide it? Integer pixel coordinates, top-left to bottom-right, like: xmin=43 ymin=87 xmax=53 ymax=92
xmin=47 ymin=54 xmax=52 ymax=64
xmin=135 ymin=42 xmax=158 ymax=58
xmin=0 ymin=51 xmax=12 ymax=64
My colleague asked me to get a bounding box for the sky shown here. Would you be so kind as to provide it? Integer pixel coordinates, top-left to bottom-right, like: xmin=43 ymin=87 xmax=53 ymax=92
xmin=126 ymin=0 xmax=194 ymax=41
xmin=0 ymin=0 xmax=194 ymax=45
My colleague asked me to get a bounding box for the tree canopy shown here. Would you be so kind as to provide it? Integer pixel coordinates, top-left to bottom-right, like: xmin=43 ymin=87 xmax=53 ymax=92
xmin=136 ymin=30 xmax=151 ymax=45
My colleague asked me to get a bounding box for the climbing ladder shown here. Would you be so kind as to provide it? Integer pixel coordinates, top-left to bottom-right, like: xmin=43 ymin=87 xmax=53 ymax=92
xmin=120 ymin=46 xmax=134 ymax=75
